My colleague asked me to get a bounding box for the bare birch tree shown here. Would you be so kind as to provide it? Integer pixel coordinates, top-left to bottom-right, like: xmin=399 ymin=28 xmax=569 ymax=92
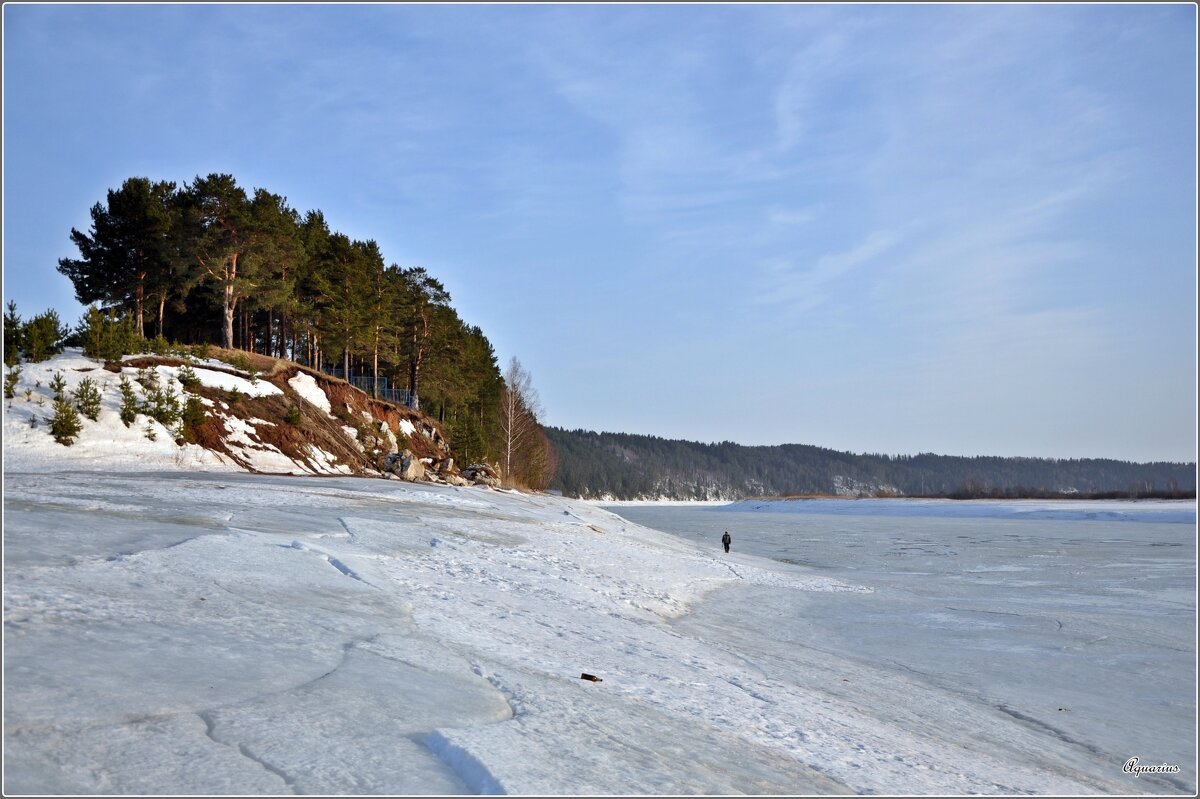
xmin=500 ymin=357 xmax=544 ymax=486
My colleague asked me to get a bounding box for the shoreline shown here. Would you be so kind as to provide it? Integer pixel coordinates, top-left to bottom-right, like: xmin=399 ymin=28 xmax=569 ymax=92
xmin=583 ymin=494 xmax=1197 ymax=505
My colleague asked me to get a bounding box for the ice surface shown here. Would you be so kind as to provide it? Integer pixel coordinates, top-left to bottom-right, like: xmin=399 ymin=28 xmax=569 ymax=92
xmin=723 ymin=496 xmax=1197 ymax=524
xmin=5 ymin=468 xmax=1186 ymax=794
xmin=4 ymin=370 xmax=1194 ymax=797
xmin=615 ymin=503 xmax=1197 ymax=795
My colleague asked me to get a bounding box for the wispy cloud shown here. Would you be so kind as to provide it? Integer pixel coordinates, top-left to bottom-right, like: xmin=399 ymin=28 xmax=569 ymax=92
xmin=756 ymin=228 xmax=904 ymax=315
xmin=5 ymin=3 xmax=1191 ymax=460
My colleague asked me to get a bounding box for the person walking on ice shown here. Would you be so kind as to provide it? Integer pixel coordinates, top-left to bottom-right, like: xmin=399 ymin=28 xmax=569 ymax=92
xmin=721 ymin=531 xmax=731 ymax=554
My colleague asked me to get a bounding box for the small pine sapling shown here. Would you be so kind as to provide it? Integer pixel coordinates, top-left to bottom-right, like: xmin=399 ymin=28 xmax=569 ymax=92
xmin=143 ymin=383 xmax=181 ymax=427
xmin=3 ymin=300 xmax=22 ymax=367
xmin=144 ymin=421 xmax=158 ymax=441
xmin=177 ymin=362 xmax=201 ymax=389
xmin=49 ymin=393 xmax=82 ymax=445
xmin=78 ymin=306 xmax=137 ymax=362
xmin=22 ymin=309 xmax=68 ymax=363
xmin=179 ymin=396 xmax=208 ymax=443
xmin=147 ymin=334 xmax=171 ymax=355
xmin=4 ymin=366 xmax=20 ymax=399
xmin=73 ymin=376 xmax=102 ymax=421
xmin=49 ymin=371 xmax=68 ymax=400
xmin=285 ymin=404 xmax=302 ymax=425
xmin=118 ymin=374 xmax=140 ymax=427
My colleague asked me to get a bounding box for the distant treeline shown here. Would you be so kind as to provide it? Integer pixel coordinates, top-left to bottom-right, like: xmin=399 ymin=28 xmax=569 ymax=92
xmin=546 ymin=428 xmax=1197 ymax=501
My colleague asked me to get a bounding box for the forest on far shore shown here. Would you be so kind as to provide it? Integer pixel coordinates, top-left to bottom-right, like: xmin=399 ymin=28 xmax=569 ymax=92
xmin=546 ymin=427 xmax=1197 ymax=501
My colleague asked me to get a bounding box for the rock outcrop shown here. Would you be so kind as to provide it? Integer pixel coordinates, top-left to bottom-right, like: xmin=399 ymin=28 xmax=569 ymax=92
xmin=91 ymin=351 xmax=487 ymax=486
xmin=461 ymin=463 xmax=502 ymax=488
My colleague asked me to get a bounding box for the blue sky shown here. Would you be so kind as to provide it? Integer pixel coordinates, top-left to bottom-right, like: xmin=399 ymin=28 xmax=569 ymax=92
xmin=3 ymin=3 xmax=1196 ymax=463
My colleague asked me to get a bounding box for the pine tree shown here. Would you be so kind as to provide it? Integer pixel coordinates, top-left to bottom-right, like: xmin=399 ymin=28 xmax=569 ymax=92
xmin=73 ymin=376 xmax=102 ymax=421
xmin=176 ymin=174 xmax=255 ymax=349
xmin=118 ymin=374 xmax=140 ymax=427
xmin=177 ymin=362 xmax=200 ymax=388
xmin=23 ymin=310 xmax=68 ymax=362
xmin=50 ymin=394 xmax=82 ymax=445
xmin=5 ymin=365 xmax=21 ymax=399
xmin=310 ymin=232 xmax=372 ymax=379
xmin=179 ymin=395 xmax=208 ymax=443
xmin=57 ymin=177 xmax=178 ymax=338
xmin=4 ymin=301 xmax=23 ymax=367
xmin=49 ymin=370 xmax=68 ymax=398
xmin=78 ymin=306 xmax=139 ymax=362
xmin=398 ymin=267 xmax=450 ymax=410
xmin=242 ymin=189 xmax=304 ymax=356
xmin=48 ymin=371 xmax=82 ymax=445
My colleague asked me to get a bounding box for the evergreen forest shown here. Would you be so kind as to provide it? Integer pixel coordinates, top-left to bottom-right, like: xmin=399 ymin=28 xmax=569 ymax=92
xmin=546 ymin=428 xmax=1197 ymax=501
xmin=34 ymin=174 xmax=552 ymax=484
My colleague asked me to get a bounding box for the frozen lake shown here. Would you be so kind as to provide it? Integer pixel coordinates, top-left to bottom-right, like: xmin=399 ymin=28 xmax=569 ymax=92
xmin=4 ymin=466 xmax=1193 ymax=794
xmin=607 ymin=500 xmax=1197 ymax=795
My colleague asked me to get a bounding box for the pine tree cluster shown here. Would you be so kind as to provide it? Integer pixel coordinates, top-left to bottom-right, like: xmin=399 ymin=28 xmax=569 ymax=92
xmin=52 ymin=173 xmax=527 ymax=471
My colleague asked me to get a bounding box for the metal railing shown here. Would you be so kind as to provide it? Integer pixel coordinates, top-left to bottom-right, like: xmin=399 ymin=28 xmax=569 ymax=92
xmin=322 ymin=367 xmax=414 ymax=408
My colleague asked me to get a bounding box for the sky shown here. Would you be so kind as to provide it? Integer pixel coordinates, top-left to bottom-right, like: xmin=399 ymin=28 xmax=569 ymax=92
xmin=2 ymin=3 xmax=1196 ymax=463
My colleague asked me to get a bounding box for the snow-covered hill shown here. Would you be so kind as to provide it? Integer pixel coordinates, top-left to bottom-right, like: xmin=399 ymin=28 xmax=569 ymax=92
xmin=3 ymin=353 xmax=1152 ymax=795
xmin=3 ymin=349 xmax=454 ymax=479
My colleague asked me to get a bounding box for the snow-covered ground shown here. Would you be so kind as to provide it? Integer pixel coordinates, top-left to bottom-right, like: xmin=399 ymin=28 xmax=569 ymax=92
xmin=4 ymin=355 xmax=1193 ymax=793
xmin=3 ymin=350 xmax=358 ymax=475
xmin=5 ymin=462 xmax=1186 ymax=794
xmin=3 ymin=352 xmax=240 ymax=473
xmin=615 ymin=502 xmax=1197 ymax=796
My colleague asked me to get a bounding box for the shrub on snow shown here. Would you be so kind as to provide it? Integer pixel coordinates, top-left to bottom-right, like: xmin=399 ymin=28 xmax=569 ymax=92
xmin=73 ymin=376 xmax=102 ymax=421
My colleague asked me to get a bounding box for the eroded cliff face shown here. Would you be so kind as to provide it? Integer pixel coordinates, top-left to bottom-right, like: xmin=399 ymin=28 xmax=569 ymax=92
xmin=4 ymin=346 xmax=504 ymax=484
xmin=116 ymin=354 xmax=460 ymax=481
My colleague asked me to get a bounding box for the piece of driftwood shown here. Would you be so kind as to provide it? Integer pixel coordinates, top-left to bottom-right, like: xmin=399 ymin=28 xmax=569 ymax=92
xmin=580 ymin=673 xmax=603 ymax=682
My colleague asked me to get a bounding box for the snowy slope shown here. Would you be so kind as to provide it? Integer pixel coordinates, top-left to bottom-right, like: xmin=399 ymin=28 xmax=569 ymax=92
xmin=2 ymin=350 xmax=418 ymax=477
xmin=2 ymin=355 xmax=1169 ymax=795
xmin=3 ymin=351 xmax=238 ymax=473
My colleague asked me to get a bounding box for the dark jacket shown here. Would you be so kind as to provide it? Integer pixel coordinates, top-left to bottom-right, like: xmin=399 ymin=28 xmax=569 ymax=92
xmin=721 ymin=533 xmax=731 ymax=545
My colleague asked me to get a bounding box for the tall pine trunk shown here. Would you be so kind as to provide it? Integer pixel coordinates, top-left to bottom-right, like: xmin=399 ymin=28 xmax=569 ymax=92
xmin=223 ymin=287 xmax=235 ymax=350
xmin=372 ymin=346 xmax=380 ymax=398
xmin=135 ymin=280 xmax=146 ymax=339
xmin=222 ymin=254 xmax=238 ymax=350
xmin=408 ymin=353 xmax=421 ymax=411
